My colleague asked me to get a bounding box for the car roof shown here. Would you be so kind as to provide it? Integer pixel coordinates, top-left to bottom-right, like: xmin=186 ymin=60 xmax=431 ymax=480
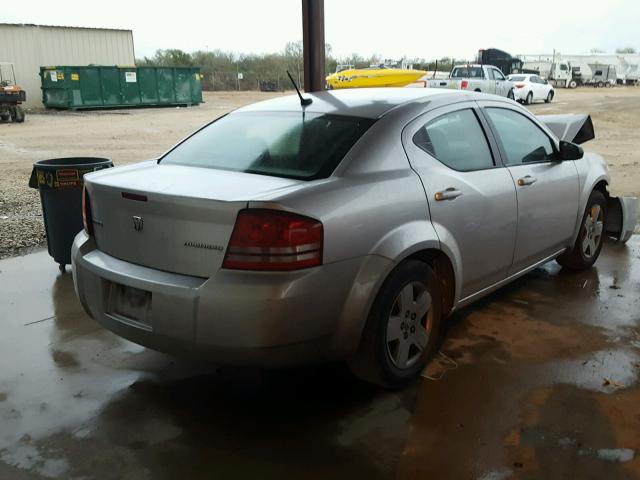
xmin=236 ymin=88 xmax=474 ymax=119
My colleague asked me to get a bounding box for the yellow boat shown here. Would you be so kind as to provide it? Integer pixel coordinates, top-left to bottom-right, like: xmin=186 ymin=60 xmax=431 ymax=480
xmin=326 ymin=66 xmax=427 ymax=89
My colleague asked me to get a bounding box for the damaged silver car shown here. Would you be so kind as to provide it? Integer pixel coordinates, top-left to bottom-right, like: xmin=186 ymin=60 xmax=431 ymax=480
xmin=72 ymin=88 xmax=637 ymax=387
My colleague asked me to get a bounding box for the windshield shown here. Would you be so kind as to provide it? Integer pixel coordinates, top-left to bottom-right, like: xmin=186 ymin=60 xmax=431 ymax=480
xmin=161 ymin=112 xmax=375 ymax=180
xmin=451 ymin=67 xmax=484 ymax=78
xmin=509 ymin=75 xmax=527 ymax=81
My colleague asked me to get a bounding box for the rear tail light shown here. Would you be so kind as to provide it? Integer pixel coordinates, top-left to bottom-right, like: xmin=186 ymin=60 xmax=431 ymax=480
xmin=461 ymin=80 xmax=469 ymax=89
xmin=82 ymin=186 xmax=94 ymax=236
xmin=223 ymin=209 xmax=323 ymax=271
xmin=515 ymin=83 xmax=525 ymax=88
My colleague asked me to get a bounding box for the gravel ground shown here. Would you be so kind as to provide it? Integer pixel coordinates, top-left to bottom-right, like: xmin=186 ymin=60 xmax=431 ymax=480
xmin=1 ymin=88 xmax=639 ymax=259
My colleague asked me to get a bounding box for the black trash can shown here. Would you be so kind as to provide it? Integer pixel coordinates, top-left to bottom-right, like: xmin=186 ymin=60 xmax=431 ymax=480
xmin=29 ymin=157 xmax=113 ymax=272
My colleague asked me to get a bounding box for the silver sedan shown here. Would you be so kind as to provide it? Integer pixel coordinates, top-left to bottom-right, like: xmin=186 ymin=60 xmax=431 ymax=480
xmin=72 ymin=88 xmax=637 ymax=387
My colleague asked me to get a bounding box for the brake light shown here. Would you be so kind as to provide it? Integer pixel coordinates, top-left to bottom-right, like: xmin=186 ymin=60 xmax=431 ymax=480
xmin=82 ymin=186 xmax=94 ymax=236
xmin=223 ymin=209 xmax=323 ymax=271
xmin=461 ymin=80 xmax=469 ymax=89
xmin=515 ymin=83 xmax=525 ymax=88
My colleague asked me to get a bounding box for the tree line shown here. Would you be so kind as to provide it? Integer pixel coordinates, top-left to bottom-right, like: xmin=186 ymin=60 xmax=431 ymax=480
xmin=136 ymin=42 xmax=465 ymax=91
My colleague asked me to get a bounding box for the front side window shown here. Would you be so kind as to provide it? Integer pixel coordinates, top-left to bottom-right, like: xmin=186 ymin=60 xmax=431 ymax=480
xmin=485 ymin=108 xmax=556 ymax=165
xmin=413 ymin=109 xmax=494 ymax=171
xmin=493 ymin=69 xmax=505 ymax=81
xmin=160 ymin=112 xmax=375 ymax=180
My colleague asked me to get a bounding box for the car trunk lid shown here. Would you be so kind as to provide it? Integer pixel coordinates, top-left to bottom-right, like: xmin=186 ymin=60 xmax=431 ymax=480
xmin=86 ymin=162 xmax=302 ymax=277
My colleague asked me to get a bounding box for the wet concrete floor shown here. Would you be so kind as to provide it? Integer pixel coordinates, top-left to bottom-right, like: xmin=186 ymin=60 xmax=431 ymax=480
xmin=0 ymin=238 xmax=639 ymax=479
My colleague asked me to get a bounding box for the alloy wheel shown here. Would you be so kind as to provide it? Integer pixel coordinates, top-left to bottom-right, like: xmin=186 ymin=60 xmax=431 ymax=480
xmin=582 ymin=204 xmax=604 ymax=259
xmin=386 ymin=282 xmax=433 ymax=369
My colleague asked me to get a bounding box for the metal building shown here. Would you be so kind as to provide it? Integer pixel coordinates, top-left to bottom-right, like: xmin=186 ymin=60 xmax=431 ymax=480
xmin=0 ymin=23 xmax=135 ymax=108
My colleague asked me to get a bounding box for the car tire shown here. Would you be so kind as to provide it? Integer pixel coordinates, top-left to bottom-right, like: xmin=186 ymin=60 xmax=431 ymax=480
xmin=507 ymin=89 xmax=515 ymax=100
xmin=525 ymin=92 xmax=533 ymax=105
xmin=569 ymin=80 xmax=578 ymax=89
xmin=348 ymin=260 xmax=442 ymax=388
xmin=545 ymin=91 xmax=554 ymax=103
xmin=556 ymin=190 xmax=606 ymax=270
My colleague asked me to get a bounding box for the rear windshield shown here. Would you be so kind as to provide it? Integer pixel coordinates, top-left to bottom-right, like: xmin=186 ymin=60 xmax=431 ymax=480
xmin=451 ymin=67 xmax=484 ymax=78
xmin=160 ymin=112 xmax=375 ymax=180
xmin=509 ymin=75 xmax=526 ymax=81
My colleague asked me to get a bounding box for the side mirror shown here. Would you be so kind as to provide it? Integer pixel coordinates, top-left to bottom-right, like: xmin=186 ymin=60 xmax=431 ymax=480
xmin=559 ymin=140 xmax=584 ymax=160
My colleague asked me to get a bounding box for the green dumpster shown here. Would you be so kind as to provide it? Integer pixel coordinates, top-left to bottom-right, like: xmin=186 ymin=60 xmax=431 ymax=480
xmin=40 ymin=66 xmax=203 ymax=110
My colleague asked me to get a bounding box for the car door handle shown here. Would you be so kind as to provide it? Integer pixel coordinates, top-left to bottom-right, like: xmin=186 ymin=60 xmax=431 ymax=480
xmin=435 ymin=187 xmax=463 ymax=201
xmin=517 ymin=175 xmax=537 ymax=186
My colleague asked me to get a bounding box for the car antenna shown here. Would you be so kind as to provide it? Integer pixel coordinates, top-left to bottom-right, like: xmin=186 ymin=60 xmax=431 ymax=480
xmin=286 ymin=70 xmax=312 ymax=107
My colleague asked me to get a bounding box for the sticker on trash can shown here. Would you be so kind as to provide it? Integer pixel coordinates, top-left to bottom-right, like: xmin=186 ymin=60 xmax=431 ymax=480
xmin=49 ymin=71 xmax=57 ymax=82
xmin=71 ymin=73 xmax=80 ymax=81
xmin=125 ymin=72 xmax=137 ymax=83
xmin=34 ymin=168 xmax=96 ymax=189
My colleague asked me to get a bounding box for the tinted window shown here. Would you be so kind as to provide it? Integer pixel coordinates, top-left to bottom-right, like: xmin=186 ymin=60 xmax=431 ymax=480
xmin=509 ymin=75 xmax=526 ymax=81
xmin=451 ymin=67 xmax=484 ymax=78
xmin=413 ymin=109 xmax=494 ymax=171
xmin=560 ymin=64 xmax=568 ymax=71
xmin=485 ymin=108 xmax=556 ymax=165
xmin=161 ymin=112 xmax=374 ymax=180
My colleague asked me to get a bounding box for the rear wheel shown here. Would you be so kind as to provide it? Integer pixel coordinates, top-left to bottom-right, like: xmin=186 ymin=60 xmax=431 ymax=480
xmin=349 ymin=260 xmax=442 ymax=388
xmin=525 ymin=91 xmax=533 ymax=105
xmin=10 ymin=106 xmax=25 ymax=123
xmin=507 ymin=89 xmax=515 ymax=100
xmin=557 ymin=190 xmax=606 ymax=270
xmin=545 ymin=91 xmax=554 ymax=103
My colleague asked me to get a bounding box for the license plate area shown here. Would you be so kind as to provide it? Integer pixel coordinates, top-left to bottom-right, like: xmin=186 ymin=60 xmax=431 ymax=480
xmin=106 ymin=282 xmax=152 ymax=330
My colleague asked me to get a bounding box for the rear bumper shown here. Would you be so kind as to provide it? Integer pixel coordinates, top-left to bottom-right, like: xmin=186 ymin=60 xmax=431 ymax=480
xmin=513 ymin=87 xmax=530 ymax=101
xmin=72 ymin=231 xmax=390 ymax=367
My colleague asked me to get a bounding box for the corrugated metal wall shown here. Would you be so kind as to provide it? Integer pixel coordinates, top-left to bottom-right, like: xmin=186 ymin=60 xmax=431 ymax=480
xmin=0 ymin=24 xmax=135 ymax=107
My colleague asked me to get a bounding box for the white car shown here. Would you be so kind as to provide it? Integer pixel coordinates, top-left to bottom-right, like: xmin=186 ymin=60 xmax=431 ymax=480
xmin=508 ymin=74 xmax=555 ymax=105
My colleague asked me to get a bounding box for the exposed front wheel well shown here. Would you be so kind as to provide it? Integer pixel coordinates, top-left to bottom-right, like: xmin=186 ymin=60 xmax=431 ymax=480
xmin=593 ymin=180 xmax=609 ymax=198
xmin=405 ymin=249 xmax=455 ymax=317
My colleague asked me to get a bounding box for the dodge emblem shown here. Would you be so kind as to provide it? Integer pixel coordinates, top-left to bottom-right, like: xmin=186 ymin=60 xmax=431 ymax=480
xmin=132 ymin=216 xmax=144 ymax=232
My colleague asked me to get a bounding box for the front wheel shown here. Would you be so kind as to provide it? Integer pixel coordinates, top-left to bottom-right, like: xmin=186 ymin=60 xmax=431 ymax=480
xmin=348 ymin=260 xmax=442 ymax=388
xmin=545 ymin=91 xmax=554 ymax=103
xmin=557 ymin=190 xmax=606 ymax=270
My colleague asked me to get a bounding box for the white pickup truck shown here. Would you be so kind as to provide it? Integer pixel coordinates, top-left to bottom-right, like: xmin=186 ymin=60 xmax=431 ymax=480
xmin=426 ymin=64 xmax=516 ymax=99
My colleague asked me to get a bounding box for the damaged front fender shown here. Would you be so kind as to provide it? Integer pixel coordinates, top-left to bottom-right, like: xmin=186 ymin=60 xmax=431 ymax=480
xmin=606 ymin=196 xmax=638 ymax=243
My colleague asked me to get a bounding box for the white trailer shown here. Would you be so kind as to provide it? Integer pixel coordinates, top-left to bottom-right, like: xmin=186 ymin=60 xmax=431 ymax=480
xmin=518 ymin=53 xmax=640 ymax=86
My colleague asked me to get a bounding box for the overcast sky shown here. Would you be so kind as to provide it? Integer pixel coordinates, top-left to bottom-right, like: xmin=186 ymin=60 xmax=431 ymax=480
xmin=4 ymin=0 xmax=639 ymax=59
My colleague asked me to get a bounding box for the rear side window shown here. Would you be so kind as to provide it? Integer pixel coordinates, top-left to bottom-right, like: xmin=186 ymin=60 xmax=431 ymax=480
xmin=485 ymin=108 xmax=556 ymax=165
xmin=509 ymin=75 xmax=526 ymax=82
xmin=451 ymin=67 xmax=484 ymax=78
xmin=161 ymin=112 xmax=375 ymax=180
xmin=413 ymin=109 xmax=495 ymax=171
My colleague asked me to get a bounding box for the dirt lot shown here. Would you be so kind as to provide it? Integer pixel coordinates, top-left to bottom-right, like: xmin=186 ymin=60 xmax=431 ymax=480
xmin=1 ymin=88 xmax=639 ymax=258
